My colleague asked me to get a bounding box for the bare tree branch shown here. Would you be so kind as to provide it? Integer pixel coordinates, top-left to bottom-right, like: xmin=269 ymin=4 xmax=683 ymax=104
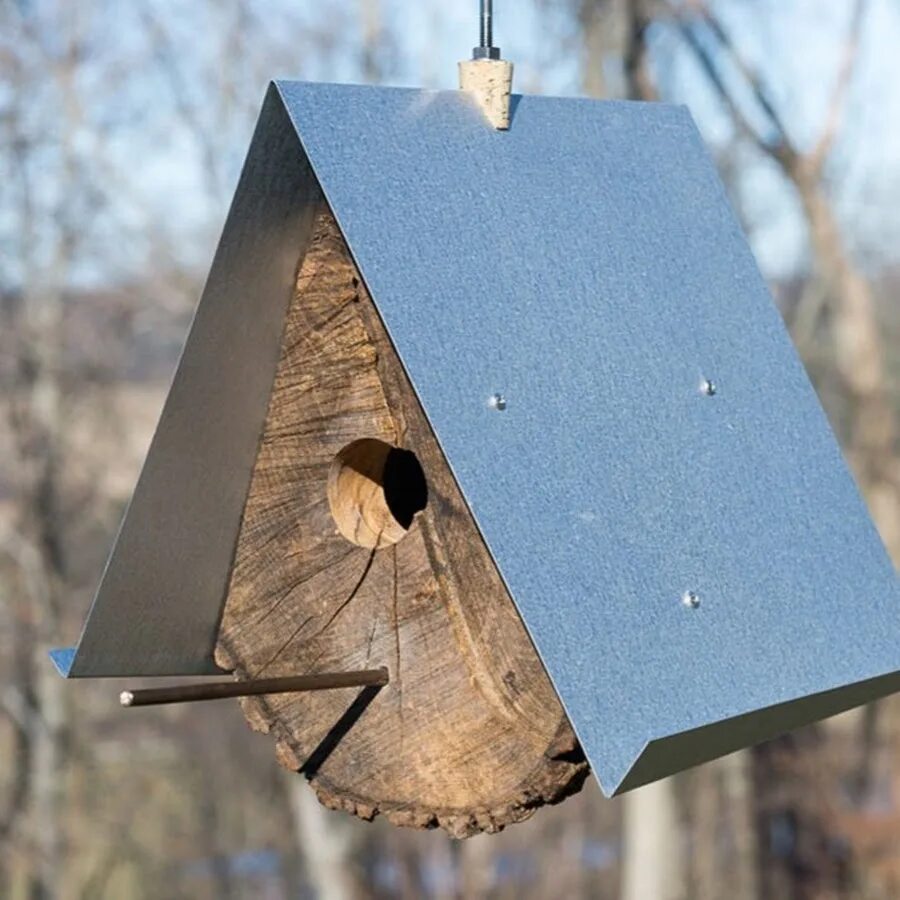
xmin=666 ymin=0 xmax=798 ymax=168
xmin=698 ymin=6 xmax=793 ymax=145
xmin=810 ymin=0 xmax=868 ymax=173
xmin=624 ymin=0 xmax=661 ymax=100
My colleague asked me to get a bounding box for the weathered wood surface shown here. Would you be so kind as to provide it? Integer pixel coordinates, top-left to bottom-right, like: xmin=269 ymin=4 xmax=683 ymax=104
xmin=215 ymin=201 xmax=587 ymax=837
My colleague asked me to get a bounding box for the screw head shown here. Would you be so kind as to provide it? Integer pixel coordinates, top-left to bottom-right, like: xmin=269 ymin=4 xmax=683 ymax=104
xmin=488 ymin=393 xmax=507 ymax=411
xmin=701 ymin=379 xmax=717 ymax=396
xmin=682 ymin=590 xmax=701 ymax=609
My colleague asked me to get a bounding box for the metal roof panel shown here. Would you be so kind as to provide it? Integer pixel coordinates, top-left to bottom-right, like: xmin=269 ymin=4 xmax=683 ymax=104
xmin=276 ymin=82 xmax=900 ymax=793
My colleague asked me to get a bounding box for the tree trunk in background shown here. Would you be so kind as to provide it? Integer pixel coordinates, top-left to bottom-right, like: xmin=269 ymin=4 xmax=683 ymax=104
xmin=794 ymin=167 xmax=900 ymax=555
xmin=460 ymin=834 xmax=495 ymax=899
xmin=289 ymin=777 xmax=358 ymax=900
xmin=359 ymin=0 xmax=382 ymax=84
xmin=13 ymin=291 xmax=71 ymax=900
xmin=31 ymin=657 xmax=66 ymax=900
xmin=692 ymin=765 xmax=720 ymax=900
xmin=692 ymin=754 xmax=759 ymax=900
xmin=578 ymin=0 xmax=615 ymax=98
xmin=624 ymin=0 xmax=660 ymax=102
xmin=722 ymin=751 xmax=759 ymax=900
xmin=621 ymin=779 xmax=686 ymax=900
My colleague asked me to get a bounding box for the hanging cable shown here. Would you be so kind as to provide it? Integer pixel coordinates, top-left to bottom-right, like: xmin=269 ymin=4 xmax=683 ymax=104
xmin=480 ymin=0 xmax=492 ymax=50
xmin=473 ymin=0 xmax=500 ymax=59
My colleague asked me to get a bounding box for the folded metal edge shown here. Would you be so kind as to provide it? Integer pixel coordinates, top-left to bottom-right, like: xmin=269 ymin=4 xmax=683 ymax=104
xmin=51 ymin=84 xmax=319 ymax=677
xmin=49 ymin=647 xmax=76 ymax=677
xmin=601 ymin=668 xmax=900 ymax=796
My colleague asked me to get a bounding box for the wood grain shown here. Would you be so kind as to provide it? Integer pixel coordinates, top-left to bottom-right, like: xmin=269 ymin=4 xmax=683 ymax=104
xmin=215 ymin=200 xmax=587 ymax=837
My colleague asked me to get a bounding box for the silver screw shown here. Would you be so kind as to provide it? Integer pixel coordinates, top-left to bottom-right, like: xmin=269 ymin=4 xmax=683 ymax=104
xmin=488 ymin=393 xmax=507 ymax=411
xmin=682 ymin=590 xmax=701 ymax=609
xmin=701 ymin=379 xmax=717 ymax=396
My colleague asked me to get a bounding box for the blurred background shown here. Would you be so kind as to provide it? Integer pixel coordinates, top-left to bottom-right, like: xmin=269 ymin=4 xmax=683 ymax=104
xmin=3 ymin=0 xmax=900 ymax=897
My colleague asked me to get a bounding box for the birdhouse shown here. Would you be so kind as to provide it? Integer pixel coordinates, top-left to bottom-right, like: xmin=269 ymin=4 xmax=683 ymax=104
xmin=52 ymin=80 xmax=900 ymax=836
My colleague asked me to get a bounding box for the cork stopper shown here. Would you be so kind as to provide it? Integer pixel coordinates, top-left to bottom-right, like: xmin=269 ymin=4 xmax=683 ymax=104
xmin=458 ymin=57 xmax=514 ymax=130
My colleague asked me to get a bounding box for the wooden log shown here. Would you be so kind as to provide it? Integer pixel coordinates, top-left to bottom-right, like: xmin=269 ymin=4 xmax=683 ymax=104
xmin=214 ymin=200 xmax=588 ymax=837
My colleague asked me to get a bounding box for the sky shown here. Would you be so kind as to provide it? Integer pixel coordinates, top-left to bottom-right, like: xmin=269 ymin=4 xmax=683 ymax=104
xmin=5 ymin=0 xmax=900 ymax=290
xmin=159 ymin=0 xmax=900 ymax=280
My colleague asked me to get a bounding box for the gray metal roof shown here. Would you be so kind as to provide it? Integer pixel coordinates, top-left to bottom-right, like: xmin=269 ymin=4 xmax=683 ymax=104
xmin=55 ymin=81 xmax=900 ymax=796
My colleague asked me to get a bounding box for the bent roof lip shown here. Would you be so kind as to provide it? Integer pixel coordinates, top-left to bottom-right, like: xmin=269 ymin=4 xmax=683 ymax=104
xmin=49 ymin=647 xmax=76 ymax=678
xmin=54 ymin=81 xmax=900 ymax=795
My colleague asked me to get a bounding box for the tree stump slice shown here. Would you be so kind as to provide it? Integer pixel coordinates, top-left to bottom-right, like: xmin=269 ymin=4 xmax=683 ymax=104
xmin=214 ymin=201 xmax=588 ymax=837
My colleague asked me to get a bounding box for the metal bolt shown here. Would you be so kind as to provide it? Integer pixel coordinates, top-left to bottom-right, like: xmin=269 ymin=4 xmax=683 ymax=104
xmin=701 ymin=379 xmax=717 ymax=396
xmin=488 ymin=393 xmax=507 ymax=411
xmin=480 ymin=0 xmax=492 ymax=48
xmin=473 ymin=0 xmax=501 ymax=59
xmin=682 ymin=590 xmax=701 ymax=609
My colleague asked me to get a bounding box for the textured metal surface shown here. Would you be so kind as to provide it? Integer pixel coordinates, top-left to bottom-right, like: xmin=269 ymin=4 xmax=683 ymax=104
xmin=56 ymin=84 xmax=319 ymax=676
xmin=276 ymin=81 xmax=900 ymax=795
xmin=56 ymin=80 xmax=900 ymax=796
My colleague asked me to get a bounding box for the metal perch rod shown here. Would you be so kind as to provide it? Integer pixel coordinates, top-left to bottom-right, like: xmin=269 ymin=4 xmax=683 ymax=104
xmin=119 ymin=667 xmax=389 ymax=708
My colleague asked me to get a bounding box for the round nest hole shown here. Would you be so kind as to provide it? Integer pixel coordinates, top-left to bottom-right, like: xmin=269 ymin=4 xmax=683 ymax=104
xmin=327 ymin=439 xmax=428 ymax=549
